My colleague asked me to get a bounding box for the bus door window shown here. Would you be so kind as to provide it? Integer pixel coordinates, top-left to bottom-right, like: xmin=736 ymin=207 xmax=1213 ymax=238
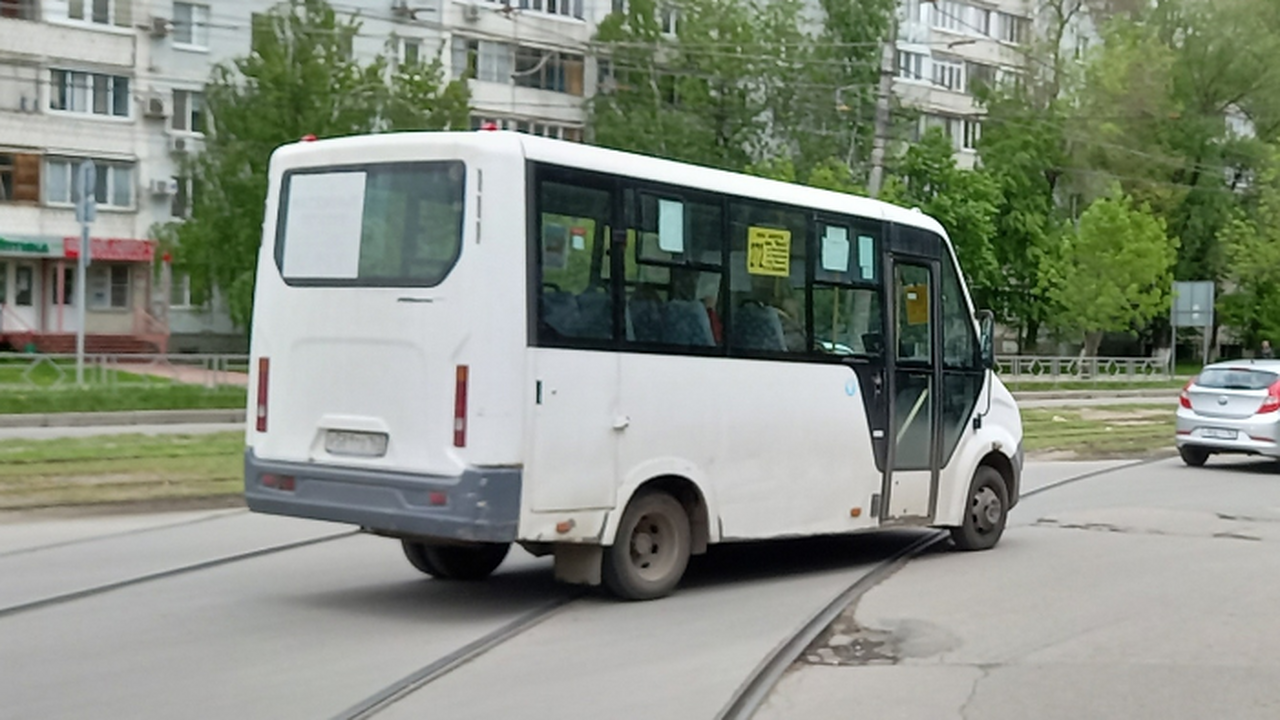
xmin=727 ymin=201 xmax=808 ymax=355
xmin=625 ymin=193 xmax=724 ymax=349
xmin=939 ymin=251 xmax=984 ymax=465
xmin=892 ymin=263 xmax=935 ymax=471
xmin=537 ymin=178 xmax=613 ymax=342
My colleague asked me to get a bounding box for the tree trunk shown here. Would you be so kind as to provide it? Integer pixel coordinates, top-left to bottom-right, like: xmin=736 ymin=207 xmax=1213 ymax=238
xmin=1083 ymin=331 xmax=1104 ymax=357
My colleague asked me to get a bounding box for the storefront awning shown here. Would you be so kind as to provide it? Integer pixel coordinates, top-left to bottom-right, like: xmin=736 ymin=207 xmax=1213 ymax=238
xmin=63 ymin=237 xmax=156 ymax=262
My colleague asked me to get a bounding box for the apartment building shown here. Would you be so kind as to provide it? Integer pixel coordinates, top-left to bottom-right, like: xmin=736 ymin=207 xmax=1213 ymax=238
xmin=891 ymin=0 xmax=1041 ymax=168
xmin=0 ymin=0 xmax=602 ymax=353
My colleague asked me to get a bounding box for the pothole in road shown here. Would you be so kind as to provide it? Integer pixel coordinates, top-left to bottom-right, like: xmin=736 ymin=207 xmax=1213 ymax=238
xmin=801 ymin=612 xmax=959 ymax=666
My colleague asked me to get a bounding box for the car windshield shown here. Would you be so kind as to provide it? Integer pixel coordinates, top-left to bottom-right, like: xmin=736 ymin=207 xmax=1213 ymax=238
xmin=1196 ymin=367 xmax=1278 ymax=391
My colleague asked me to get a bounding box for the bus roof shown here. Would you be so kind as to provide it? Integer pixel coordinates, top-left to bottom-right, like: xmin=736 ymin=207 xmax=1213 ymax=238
xmin=271 ymin=131 xmax=950 ymax=239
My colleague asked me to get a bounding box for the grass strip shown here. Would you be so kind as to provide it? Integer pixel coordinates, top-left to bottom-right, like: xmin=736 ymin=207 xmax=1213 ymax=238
xmin=1022 ymin=406 xmax=1175 ymax=458
xmin=0 ymin=431 xmax=244 ymax=510
xmin=0 ymin=385 xmax=246 ymax=414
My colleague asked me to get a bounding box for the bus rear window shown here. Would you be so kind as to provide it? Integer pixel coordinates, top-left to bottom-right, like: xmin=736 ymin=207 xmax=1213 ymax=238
xmin=275 ymin=161 xmax=465 ymax=286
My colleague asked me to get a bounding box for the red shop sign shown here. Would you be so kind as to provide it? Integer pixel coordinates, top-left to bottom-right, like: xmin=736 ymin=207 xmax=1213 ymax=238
xmin=63 ymin=237 xmax=156 ymax=262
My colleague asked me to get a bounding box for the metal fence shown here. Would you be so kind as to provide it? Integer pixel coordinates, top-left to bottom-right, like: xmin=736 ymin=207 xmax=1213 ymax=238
xmin=995 ymin=355 xmax=1171 ymax=383
xmin=0 ymin=351 xmax=1175 ymax=390
xmin=0 ymin=353 xmax=249 ymax=390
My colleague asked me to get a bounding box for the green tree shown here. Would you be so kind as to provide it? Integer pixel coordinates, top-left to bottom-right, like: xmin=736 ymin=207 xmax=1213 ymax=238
xmin=1049 ymin=189 xmax=1179 ymax=355
xmin=163 ymin=0 xmax=469 ymax=328
xmin=881 ymin=129 xmax=1001 ymax=300
xmin=1219 ymin=152 xmax=1280 ymax=348
xmin=589 ymin=0 xmax=895 ymax=178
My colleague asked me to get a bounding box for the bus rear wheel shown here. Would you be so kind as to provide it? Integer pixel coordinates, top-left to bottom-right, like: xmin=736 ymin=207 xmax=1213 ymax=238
xmin=401 ymin=540 xmax=510 ymax=581
xmin=950 ymin=466 xmax=1008 ymax=552
xmin=602 ymin=491 xmax=691 ymax=601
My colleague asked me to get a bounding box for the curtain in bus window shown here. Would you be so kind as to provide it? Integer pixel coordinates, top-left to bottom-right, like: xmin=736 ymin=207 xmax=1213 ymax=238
xmin=538 ymin=179 xmax=613 ymax=342
xmin=278 ymin=162 xmax=465 ymax=286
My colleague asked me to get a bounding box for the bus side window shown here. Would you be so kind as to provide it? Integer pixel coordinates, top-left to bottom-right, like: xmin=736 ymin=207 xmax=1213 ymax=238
xmin=538 ymin=179 xmax=613 ymax=342
xmin=812 ymin=221 xmax=882 ymax=358
xmin=624 ymin=194 xmax=725 ymax=349
xmin=727 ymin=201 xmax=808 ymax=355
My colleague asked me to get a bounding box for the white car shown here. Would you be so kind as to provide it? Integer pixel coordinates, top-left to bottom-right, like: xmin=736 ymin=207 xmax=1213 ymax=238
xmin=1176 ymin=360 xmax=1280 ymax=466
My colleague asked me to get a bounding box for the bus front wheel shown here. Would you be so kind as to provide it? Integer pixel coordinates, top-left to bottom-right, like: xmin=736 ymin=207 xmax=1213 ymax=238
xmin=401 ymin=540 xmax=510 ymax=581
xmin=950 ymin=466 xmax=1008 ymax=552
xmin=603 ymin=491 xmax=692 ymax=601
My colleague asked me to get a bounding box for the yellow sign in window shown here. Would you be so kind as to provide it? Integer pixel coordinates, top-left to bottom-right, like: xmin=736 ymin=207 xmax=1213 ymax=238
xmin=905 ymin=284 xmax=930 ymax=325
xmin=747 ymin=226 xmax=791 ymax=277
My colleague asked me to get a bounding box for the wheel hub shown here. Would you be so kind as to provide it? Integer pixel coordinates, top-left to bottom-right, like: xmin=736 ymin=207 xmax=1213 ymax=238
xmin=972 ymin=486 xmax=1002 ymax=534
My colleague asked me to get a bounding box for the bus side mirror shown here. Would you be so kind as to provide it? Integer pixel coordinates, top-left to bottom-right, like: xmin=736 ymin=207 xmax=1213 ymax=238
xmin=976 ymin=310 xmax=996 ymax=370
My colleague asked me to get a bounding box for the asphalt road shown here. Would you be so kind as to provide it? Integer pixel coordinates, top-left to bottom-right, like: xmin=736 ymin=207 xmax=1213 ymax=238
xmin=760 ymin=455 xmax=1280 ymax=719
xmin=7 ymin=458 xmax=1270 ymax=720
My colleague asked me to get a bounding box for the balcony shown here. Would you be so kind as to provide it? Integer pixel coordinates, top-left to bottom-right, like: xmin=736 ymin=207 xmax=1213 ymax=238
xmin=0 ymin=9 xmax=136 ymax=68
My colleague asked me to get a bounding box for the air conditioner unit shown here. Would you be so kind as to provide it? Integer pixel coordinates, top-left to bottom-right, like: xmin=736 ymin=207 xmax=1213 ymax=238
xmin=144 ymin=93 xmax=170 ymax=119
xmin=149 ymin=178 xmax=179 ymax=196
xmin=169 ymin=136 xmax=191 ymax=155
xmin=463 ymin=3 xmax=481 ymax=21
xmin=150 ymin=16 xmax=171 ymax=38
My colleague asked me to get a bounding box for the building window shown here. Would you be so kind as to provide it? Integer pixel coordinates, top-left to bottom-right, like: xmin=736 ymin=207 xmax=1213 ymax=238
xmin=962 ymin=119 xmax=981 ymax=151
xmin=172 ymin=2 xmax=210 ymax=48
xmin=971 ymin=5 xmax=990 ymax=35
xmin=659 ymin=5 xmax=677 ymax=35
xmin=400 ymin=38 xmax=421 ymax=65
xmin=170 ymin=273 xmax=193 ymax=308
xmin=15 ymin=265 xmax=33 ymax=306
xmin=171 ymin=176 xmax=191 ymax=218
xmin=966 ymin=61 xmax=997 ymax=91
xmin=1 ymin=0 xmax=39 ymax=20
xmin=470 ymin=116 xmax=583 ymax=141
xmin=897 ymin=51 xmax=925 ymax=82
xmin=452 ymin=38 xmax=514 ymax=83
xmin=51 ymin=267 xmax=74 ymax=306
xmin=997 ymin=12 xmax=1030 ymax=44
xmin=59 ymin=0 xmax=133 ymax=27
xmin=44 ymin=158 xmax=134 ymax=209
xmin=931 ymin=0 xmax=964 ymax=32
xmin=514 ymin=46 xmax=585 ymax=95
xmin=172 ymin=90 xmax=204 ymax=133
xmin=932 ymin=57 xmax=964 ymax=92
xmin=0 ymin=152 xmax=40 ymax=204
xmin=520 ymin=0 xmax=585 ymax=19
xmin=89 ymin=264 xmax=131 ymax=309
xmin=50 ymin=70 xmax=130 ymax=118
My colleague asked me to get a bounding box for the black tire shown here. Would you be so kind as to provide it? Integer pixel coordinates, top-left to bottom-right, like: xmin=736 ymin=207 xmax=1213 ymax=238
xmin=950 ymin=466 xmax=1009 ymax=552
xmin=1179 ymin=446 xmax=1210 ymax=467
xmin=602 ymin=491 xmax=692 ymax=601
xmin=401 ymin=540 xmax=510 ymax=581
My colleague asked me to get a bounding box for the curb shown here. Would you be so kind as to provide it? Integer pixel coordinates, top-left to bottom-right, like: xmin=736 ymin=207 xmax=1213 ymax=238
xmin=1013 ymin=389 xmax=1178 ymax=401
xmin=0 ymin=409 xmax=246 ymax=428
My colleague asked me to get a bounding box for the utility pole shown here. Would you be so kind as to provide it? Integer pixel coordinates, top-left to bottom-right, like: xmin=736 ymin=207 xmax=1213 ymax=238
xmin=74 ymin=160 xmax=95 ymax=387
xmin=867 ymin=19 xmax=897 ymax=199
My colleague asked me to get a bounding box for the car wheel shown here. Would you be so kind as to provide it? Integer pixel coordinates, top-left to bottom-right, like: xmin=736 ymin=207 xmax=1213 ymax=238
xmin=1179 ymin=446 xmax=1210 ymax=467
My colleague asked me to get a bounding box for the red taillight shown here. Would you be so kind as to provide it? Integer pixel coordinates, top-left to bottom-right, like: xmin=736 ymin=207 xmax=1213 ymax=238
xmin=1179 ymin=377 xmax=1194 ymax=410
xmin=429 ymin=491 xmax=447 ymax=506
xmin=1260 ymin=379 xmax=1280 ymax=414
xmin=453 ymin=365 xmax=468 ymax=447
xmin=256 ymin=358 xmax=270 ymax=432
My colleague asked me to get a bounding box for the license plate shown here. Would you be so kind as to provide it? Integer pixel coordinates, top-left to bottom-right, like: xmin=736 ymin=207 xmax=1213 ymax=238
xmin=1202 ymin=428 xmax=1238 ymax=440
xmin=325 ymin=430 xmax=389 ymax=458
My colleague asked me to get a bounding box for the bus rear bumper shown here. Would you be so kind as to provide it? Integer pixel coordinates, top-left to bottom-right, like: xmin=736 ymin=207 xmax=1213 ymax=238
xmin=244 ymin=450 xmax=521 ymax=544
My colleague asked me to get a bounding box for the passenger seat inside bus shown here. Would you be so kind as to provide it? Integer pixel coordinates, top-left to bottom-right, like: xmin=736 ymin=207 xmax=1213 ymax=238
xmin=662 ymin=300 xmax=716 ymax=347
xmin=731 ymin=302 xmax=787 ymax=352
